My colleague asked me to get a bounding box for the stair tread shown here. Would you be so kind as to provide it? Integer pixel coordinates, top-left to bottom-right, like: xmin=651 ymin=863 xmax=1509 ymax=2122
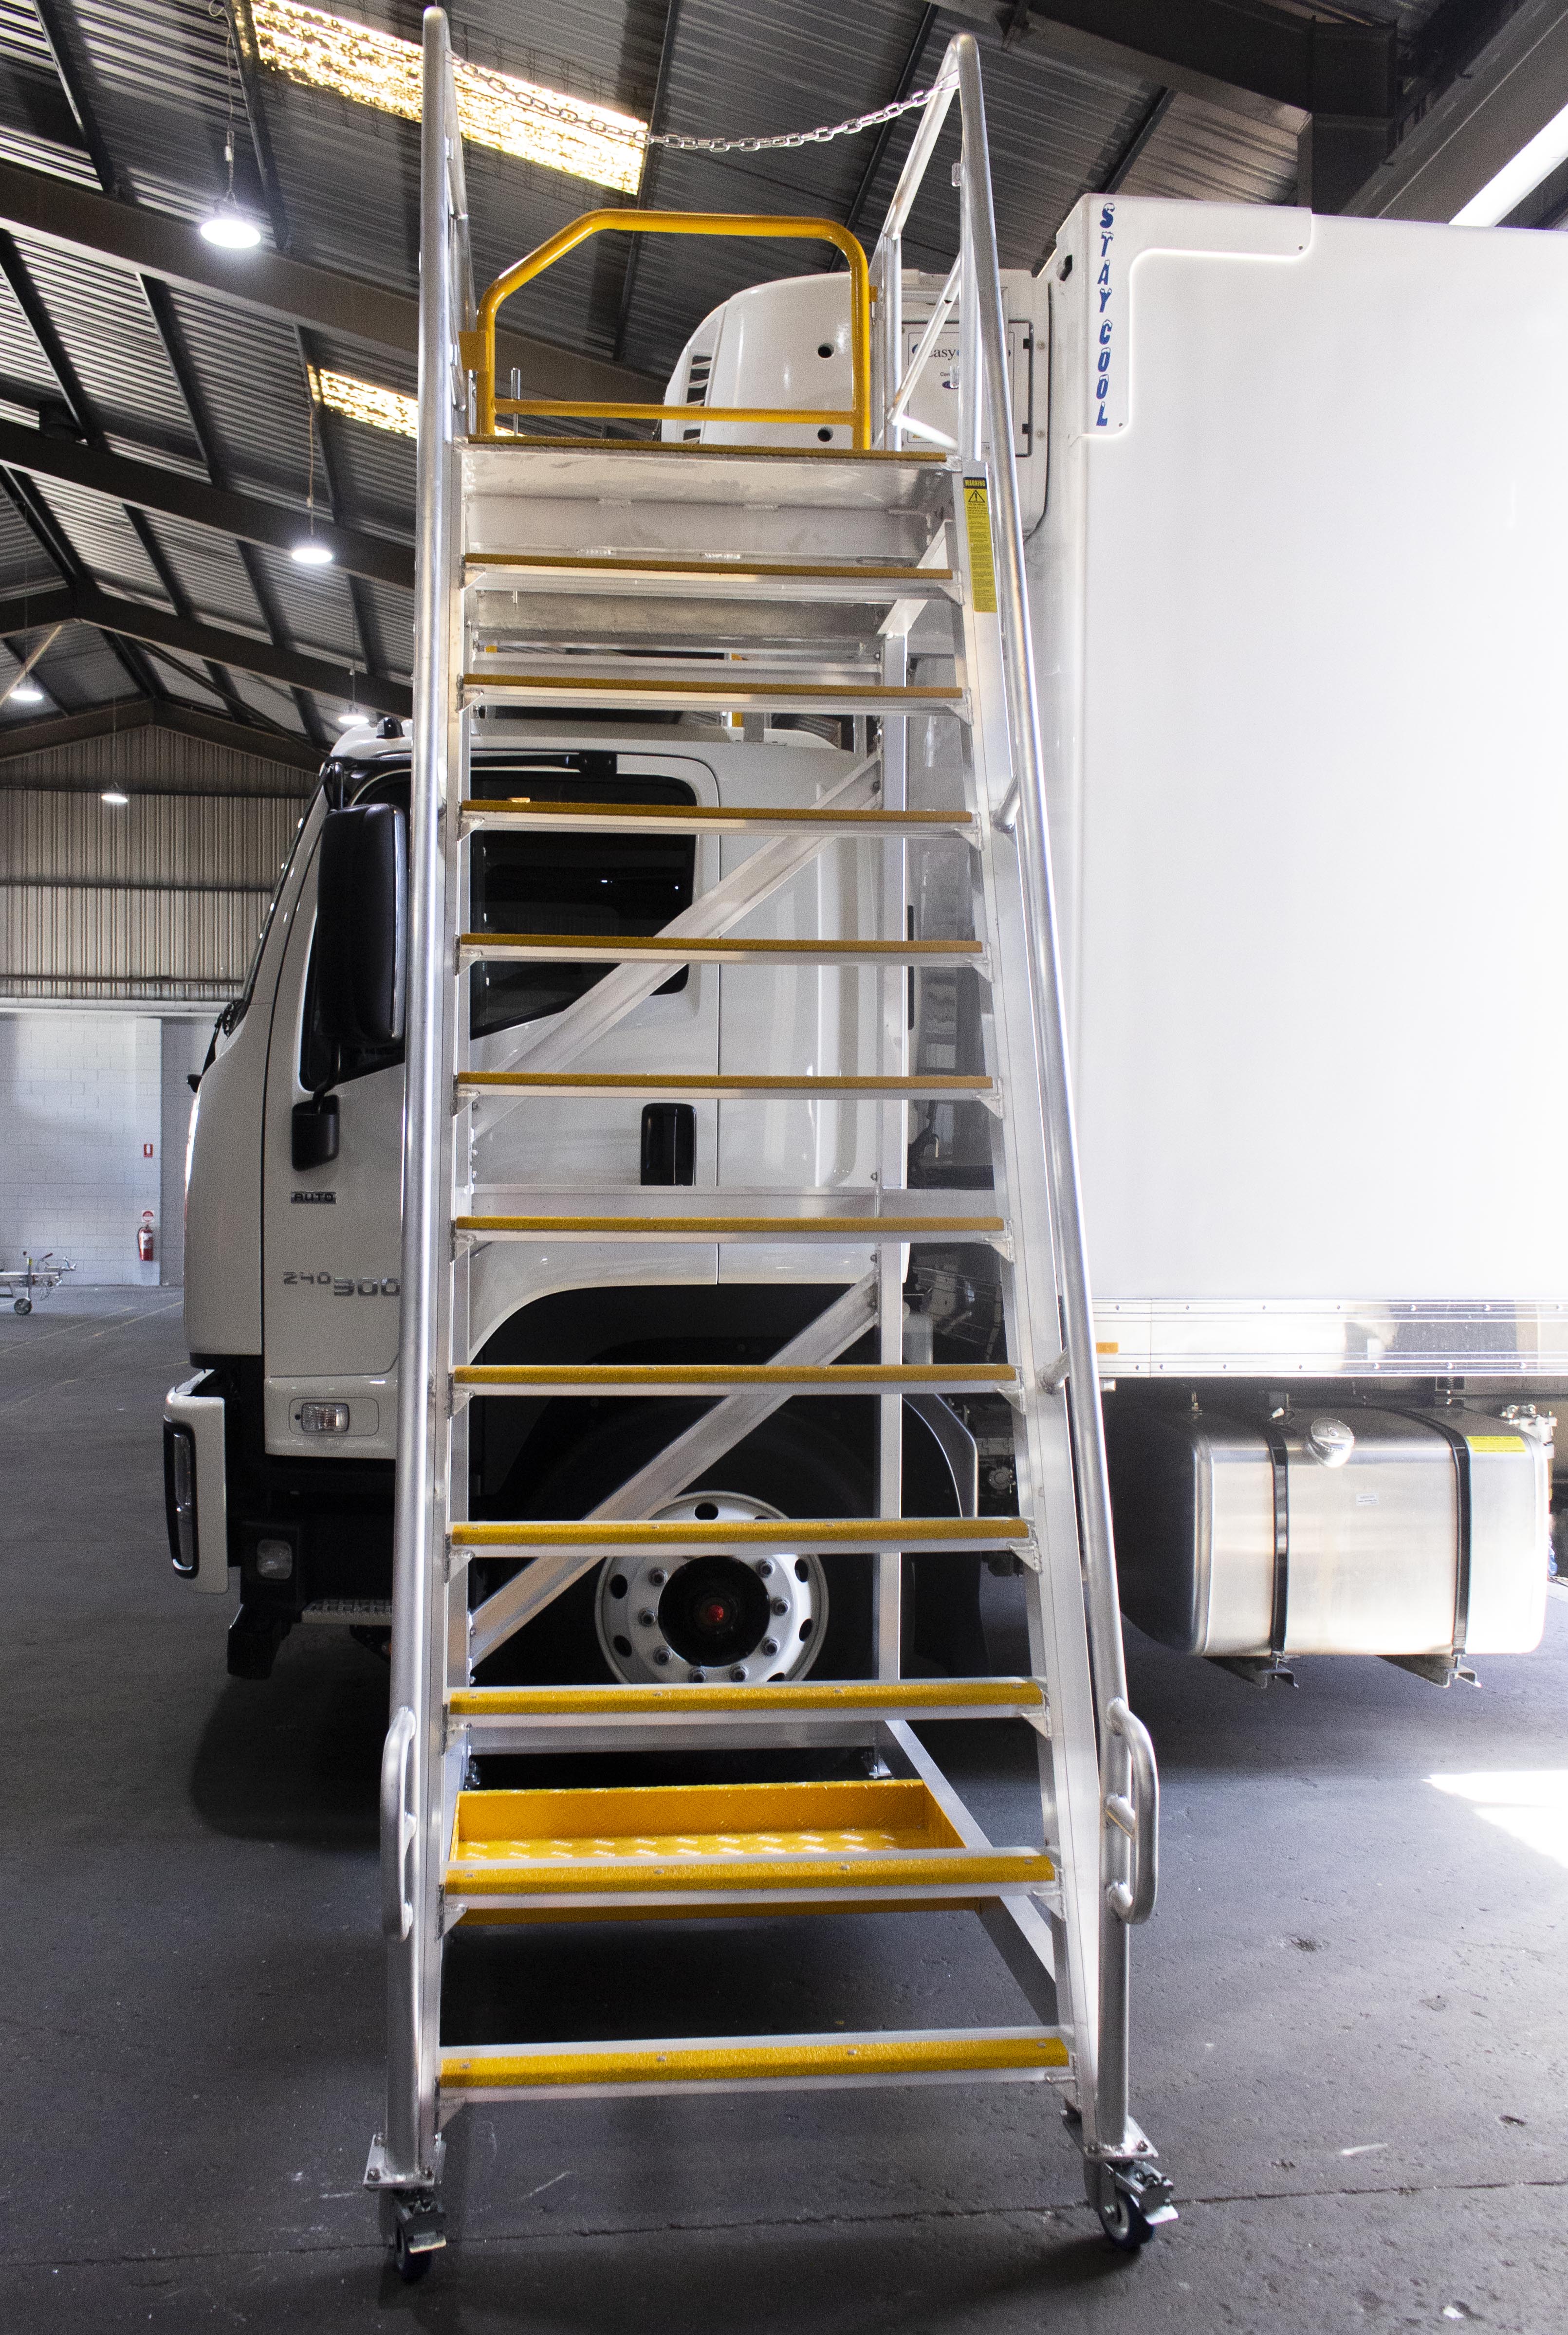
xmin=440 ymin=2027 xmax=1070 ymax=2093
xmin=445 ymin=1777 xmax=1052 ymax=1898
xmin=453 ymin=1361 xmax=1017 ymax=1389
xmin=462 ymin=673 xmax=961 ymax=701
xmin=450 ymin=1515 xmax=1026 ymax=1547
xmin=454 ymin=1213 xmax=1005 ymax=1242
xmin=458 ymin=1072 xmax=992 ymax=1093
xmin=457 ymin=933 xmax=981 ymax=961
xmin=459 ymin=801 xmax=972 ymax=828
xmin=464 ymin=554 xmax=953 ymax=583
xmin=450 ymin=1676 xmax=1043 ymax=1717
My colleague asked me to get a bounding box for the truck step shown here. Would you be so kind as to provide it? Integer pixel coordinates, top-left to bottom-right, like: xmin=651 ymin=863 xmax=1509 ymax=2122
xmin=442 ymin=1776 xmax=1054 ymax=1918
xmin=450 ymin=1514 xmax=1028 ymax=1553
xmin=459 ymin=800 xmax=974 ymax=836
xmin=450 ymin=1676 xmax=1044 ymax=1724
xmin=441 ymin=2025 xmax=1070 ymax=2102
xmin=457 ymin=1071 xmax=993 ymax=1102
xmin=457 ymin=932 xmax=982 ymax=967
xmin=453 ymin=1210 xmax=1006 ymax=1245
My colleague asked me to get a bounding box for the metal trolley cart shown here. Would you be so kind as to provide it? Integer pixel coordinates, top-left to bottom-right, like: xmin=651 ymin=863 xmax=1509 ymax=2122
xmin=0 ymin=1254 xmax=75 ymax=1316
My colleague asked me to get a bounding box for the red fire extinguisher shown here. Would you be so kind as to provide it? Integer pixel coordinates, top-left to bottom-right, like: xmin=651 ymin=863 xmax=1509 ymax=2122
xmin=138 ymin=1211 xmax=155 ymax=1263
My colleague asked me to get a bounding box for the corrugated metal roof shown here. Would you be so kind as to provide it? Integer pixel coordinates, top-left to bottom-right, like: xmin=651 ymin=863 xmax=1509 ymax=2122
xmin=0 ymin=0 xmax=1521 ymax=772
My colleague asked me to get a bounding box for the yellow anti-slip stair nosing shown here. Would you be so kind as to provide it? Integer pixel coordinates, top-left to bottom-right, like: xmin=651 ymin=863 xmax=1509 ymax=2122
xmin=448 ymin=1676 xmax=1045 ymax=1718
xmin=445 ymin=1849 xmax=1055 ymax=1898
xmin=455 ymin=1364 xmax=1012 ymax=1381
xmin=449 ymin=1515 xmax=1028 ymax=1548
xmin=441 ymin=2028 xmax=1070 ymax=2093
xmin=458 ymin=801 xmax=974 ymax=827
xmin=457 ymin=1072 xmax=994 ymax=1093
xmin=456 ymin=935 xmax=981 ymax=958
xmin=454 ymin=1214 xmax=1005 ymax=1239
xmin=462 ymin=674 xmax=963 ymax=701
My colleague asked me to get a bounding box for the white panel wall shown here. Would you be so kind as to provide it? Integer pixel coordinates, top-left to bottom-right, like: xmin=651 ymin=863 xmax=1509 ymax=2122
xmin=0 ymin=1011 xmax=164 ymax=1284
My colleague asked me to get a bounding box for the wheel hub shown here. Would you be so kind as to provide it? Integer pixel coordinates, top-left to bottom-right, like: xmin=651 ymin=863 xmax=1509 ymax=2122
xmin=594 ymin=1491 xmax=829 ymax=1685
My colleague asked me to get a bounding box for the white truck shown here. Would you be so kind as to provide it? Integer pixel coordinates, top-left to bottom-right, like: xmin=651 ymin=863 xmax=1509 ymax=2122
xmin=166 ymin=194 xmax=1568 ymax=1691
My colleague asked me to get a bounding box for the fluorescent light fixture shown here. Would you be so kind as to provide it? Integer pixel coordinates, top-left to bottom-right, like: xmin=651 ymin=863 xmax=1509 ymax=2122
xmin=291 ymin=537 xmax=334 ymax=567
xmin=200 ymin=205 xmax=263 ymax=249
xmin=9 ymin=678 xmax=43 ymax=703
xmin=1452 ymin=97 xmax=1568 ymax=224
xmin=251 ymin=0 xmax=647 ymax=193
xmin=101 ymin=788 xmax=129 ymax=806
xmin=309 ymin=365 xmax=416 ymax=438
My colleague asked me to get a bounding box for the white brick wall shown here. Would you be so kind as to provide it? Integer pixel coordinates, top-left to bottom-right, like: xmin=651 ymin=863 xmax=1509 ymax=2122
xmin=0 ymin=1011 xmax=164 ymax=1284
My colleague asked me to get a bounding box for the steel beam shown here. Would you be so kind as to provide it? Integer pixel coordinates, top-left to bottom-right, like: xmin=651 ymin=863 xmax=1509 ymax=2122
xmin=1343 ymin=0 xmax=1568 ymax=221
xmin=2 ymin=583 xmax=411 ymax=718
xmin=0 ymin=155 xmax=660 ymax=404
xmin=0 ymin=415 xmax=413 ymax=590
xmin=0 ymin=694 xmax=321 ymax=774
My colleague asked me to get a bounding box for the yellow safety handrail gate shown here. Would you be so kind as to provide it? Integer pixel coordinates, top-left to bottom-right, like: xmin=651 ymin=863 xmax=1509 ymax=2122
xmin=460 ymin=207 xmax=871 ymax=443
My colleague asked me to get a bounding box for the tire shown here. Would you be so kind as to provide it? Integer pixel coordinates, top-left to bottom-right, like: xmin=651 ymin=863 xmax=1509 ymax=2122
xmin=393 ymin=2225 xmax=433 ymax=2284
xmin=473 ymin=1409 xmax=875 ymax=1687
xmin=13 ymin=1298 xmax=31 ymax=1316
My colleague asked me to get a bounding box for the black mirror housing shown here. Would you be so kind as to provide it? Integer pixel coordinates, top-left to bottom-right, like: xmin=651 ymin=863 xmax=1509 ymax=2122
xmin=292 ymin=1094 xmax=340 ymax=1170
xmin=314 ymin=804 xmax=406 ymax=1049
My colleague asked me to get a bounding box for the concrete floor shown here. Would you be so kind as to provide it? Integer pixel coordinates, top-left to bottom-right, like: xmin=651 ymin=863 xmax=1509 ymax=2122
xmin=3 ymin=1290 xmax=1566 ymax=2332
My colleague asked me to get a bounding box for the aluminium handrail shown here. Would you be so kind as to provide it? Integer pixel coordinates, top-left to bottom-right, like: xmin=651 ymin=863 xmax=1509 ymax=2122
xmin=464 ymin=210 xmax=871 ymax=443
xmin=381 ymin=0 xmax=471 ymax=2191
xmin=870 ymin=30 xmax=1154 ymax=2167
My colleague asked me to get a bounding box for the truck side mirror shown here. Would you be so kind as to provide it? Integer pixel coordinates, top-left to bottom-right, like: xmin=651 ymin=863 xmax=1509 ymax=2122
xmin=314 ymin=804 xmax=407 ymax=1049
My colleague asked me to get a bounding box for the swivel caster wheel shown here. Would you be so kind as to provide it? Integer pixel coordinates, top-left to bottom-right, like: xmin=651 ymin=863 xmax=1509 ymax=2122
xmin=1092 ymin=2161 xmax=1176 ymax=2252
xmin=393 ymin=2222 xmax=434 ymax=2284
xmin=380 ymin=2188 xmax=446 ymax=2283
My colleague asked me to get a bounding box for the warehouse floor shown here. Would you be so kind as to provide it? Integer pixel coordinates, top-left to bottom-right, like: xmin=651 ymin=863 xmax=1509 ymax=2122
xmin=3 ymin=1292 xmax=1566 ymax=2333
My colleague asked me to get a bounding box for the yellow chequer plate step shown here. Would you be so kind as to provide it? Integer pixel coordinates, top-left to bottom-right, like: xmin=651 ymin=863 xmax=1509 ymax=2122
xmin=441 ymin=2028 xmax=1070 ymax=2100
xmin=448 ymin=1676 xmax=1045 ymax=1720
xmin=459 ymin=801 xmax=974 ymax=832
xmin=453 ymin=1213 xmax=1006 ymax=1243
xmin=456 ymin=934 xmax=981 ymax=964
xmin=452 ymin=1361 xmax=1018 ymax=1393
xmin=450 ymin=1515 xmax=1028 ymax=1551
xmin=443 ymin=1778 xmax=1055 ymax=1906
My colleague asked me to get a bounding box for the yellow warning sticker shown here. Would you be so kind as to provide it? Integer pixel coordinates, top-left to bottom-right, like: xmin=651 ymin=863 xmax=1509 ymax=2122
xmin=1465 ymin=1434 xmax=1526 ymax=1453
xmin=1096 ymin=1341 xmax=1119 ymax=1355
xmin=963 ymin=476 xmax=997 ymax=614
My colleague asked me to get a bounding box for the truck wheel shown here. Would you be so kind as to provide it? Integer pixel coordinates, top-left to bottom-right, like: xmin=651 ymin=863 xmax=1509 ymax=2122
xmin=475 ymin=1412 xmax=874 ymax=1685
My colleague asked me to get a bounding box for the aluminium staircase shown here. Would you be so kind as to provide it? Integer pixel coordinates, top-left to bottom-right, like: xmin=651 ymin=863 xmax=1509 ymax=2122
xmin=367 ymin=12 xmax=1170 ymax=2282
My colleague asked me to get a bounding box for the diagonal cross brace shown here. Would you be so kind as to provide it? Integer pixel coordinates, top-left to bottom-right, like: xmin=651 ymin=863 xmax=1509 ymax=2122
xmin=471 ymin=747 xmax=885 ymax=1124
xmin=466 ymin=1275 xmax=878 ymax=1663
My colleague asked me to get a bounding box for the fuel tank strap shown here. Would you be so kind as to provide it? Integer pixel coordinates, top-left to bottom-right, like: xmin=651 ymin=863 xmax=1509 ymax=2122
xmin=1262 ymin=1424 xmax=1290 ymax=1659
xmin=1411 ymin=1413 xmax=1474 ymax=1660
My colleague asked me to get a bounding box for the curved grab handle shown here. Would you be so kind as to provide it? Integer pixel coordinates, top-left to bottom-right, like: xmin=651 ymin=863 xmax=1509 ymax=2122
xmin=465 ymin=208 xmax=870 ymax=443
xmin=1103 ymin=1697 xmax=1159 ymax=1926
xmin=380 ymin=1705 xmax=418 ymax=1942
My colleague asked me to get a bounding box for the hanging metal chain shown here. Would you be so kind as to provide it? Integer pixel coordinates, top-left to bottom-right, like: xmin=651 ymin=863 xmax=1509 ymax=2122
xmin=647 ymin=78 xmax=954 ymax=155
